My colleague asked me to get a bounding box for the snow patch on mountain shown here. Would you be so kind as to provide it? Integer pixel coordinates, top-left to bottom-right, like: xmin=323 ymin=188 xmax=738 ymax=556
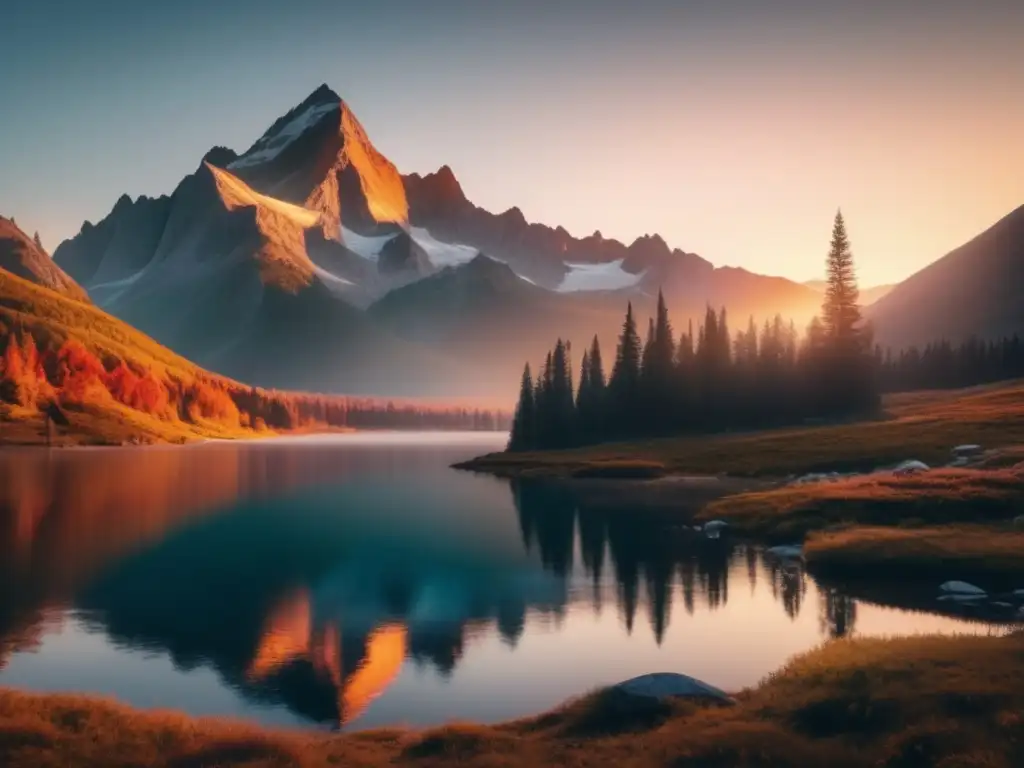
xmin=556 ymin=259 xmax=644 ymax=293
xmin=410 ymin=227 xmax=477 ymax=269
xmin=341 ymin=226 xmax=396 ymax=261
xmin=229 ymin=101 xmax=340 ymax=170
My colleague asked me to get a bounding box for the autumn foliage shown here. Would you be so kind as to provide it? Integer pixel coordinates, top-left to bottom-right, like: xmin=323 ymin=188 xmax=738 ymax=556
xmin=0 ymin=330 xmax=508 ymax=434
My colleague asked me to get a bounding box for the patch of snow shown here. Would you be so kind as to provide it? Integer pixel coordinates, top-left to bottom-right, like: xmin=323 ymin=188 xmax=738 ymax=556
xmin=229 ymin=102 xmax=340 ymax=170
xmin=341 ymin=226 xmax=397 ymax=261
xmin=409 ymin=227 xmax=478 ymax=269
xmin=312 ymin=265 xmax=355 ymax=288
xmin=556 ymin=259 xmax=644 ymax=293
xmin=939 ymin=581 xmax=986 ymax=596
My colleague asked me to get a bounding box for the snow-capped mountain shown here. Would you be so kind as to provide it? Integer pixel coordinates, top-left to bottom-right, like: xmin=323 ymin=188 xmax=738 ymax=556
xmin=52 ymin=84 xmax=825 ymax=398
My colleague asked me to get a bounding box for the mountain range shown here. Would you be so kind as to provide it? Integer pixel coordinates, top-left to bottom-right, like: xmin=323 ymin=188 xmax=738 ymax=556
xmin=10 ymin=83 xmax=1015 ymax=399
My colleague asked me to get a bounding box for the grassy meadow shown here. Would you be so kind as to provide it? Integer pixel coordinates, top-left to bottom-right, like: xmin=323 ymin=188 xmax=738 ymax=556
xmin=2 ymin=632 xmax=1023 ymax=768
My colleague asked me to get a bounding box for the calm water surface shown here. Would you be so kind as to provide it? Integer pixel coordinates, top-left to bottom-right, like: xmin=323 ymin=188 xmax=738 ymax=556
xmin=0 ymin=434 xmax=1002 ymax=730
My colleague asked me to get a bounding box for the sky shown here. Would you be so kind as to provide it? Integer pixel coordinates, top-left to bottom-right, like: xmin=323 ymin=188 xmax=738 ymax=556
xmin=1 ymin=0 xmax=1022 ymax=286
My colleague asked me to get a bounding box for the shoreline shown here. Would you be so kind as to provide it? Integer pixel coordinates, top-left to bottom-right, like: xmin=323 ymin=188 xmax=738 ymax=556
xmin=2 ymin=630 xmax=1022 ymax=766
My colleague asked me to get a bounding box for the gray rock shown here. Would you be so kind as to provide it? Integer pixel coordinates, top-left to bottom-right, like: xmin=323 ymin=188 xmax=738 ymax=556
xmin=612 ymin=673 xmax=733 ymax=705
xmin=766 ymin=544 xmax=803 ymax=559
xmin=939 ymin=581 xmax=986 ymax=596
xmin=894 ymin=460 xmax=930 ymax=476
xmin=952 ymin=444 xmax=983 ymax=456
xmin=1013 ymin=516 xmax=1024 ymax=529
xmin=938 ymin=594 xmax=986 ymax=603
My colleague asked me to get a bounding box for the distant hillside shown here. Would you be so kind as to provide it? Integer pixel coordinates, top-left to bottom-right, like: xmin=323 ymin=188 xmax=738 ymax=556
xmin=868 ymin=206 xmax=1024 ymax=349
xmin=0 ymin=268 xmax=506 ymax=445
xmin=0 ymin=217 xmax=88 ymax=302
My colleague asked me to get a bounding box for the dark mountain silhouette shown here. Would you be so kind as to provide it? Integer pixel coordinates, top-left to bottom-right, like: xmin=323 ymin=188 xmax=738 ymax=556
xmin=868 ymin=205 xmax=1024 ymax=349
xmin=0 ymin=216 xmax=88 ymax=302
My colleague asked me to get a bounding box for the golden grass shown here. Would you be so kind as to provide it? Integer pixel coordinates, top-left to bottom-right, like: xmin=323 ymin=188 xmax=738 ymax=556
xmin=804 ymin=525 xmax=1024 ymax=582
xmin=457 ymin=380 xmax=1024 ymax=478
xmin=2 ymin=632 xmax=1023 ymax=767
xmin=698 ymin=467 xmax=1024 ymax=539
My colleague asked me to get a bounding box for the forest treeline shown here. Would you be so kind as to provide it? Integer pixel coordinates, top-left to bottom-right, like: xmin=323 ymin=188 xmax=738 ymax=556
xmin=509 ymin=211 xmax=1024 ymax=452
xmin=878 ymin=336 xmax=1024 ymax=392
xmin=0 ymin=332 xmax=510 ymax=433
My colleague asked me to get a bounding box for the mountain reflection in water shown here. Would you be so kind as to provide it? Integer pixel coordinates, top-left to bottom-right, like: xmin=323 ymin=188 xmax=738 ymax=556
xmin=0 ymin=437 xmax=1000 ymax=730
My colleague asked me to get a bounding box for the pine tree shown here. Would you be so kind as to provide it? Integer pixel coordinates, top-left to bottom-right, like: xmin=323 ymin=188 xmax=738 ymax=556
xmin=584 ymin=335 xmax=606 ymax=441
xmin=818 ymin=210 xmax=878 ymax=413
xmin=609 ymin=302 xmax=642 ymax=437
xmin=588 ymin=335 xmax=606 ymax=395
xmin=534 ymin=350 xmax=554 ymax=447
xmin=822 ymin=211 xmax=862 ymax=345
xmin=549 ymin=339 xmax=576 ymax=447
xmin=508 ymin=364 xmax=535 ymax=451
xmin=33 ymin=232 xmax=44 ymax=252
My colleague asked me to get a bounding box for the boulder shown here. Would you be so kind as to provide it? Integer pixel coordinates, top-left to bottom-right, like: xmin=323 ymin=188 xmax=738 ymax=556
xmin=1012 ymin=589 xmax=1024 ymax=598
xmin=1013 ymin=516 xmax=1024 ymax=529
xmin=952 ymin=444 xmax=983 ymax=456
xmin=939 ymin=581 xmax=986 ymax=596
xmin=893 ymin=460 xmax=930 ymax=476
xmin=938 ymin=594 xmax=985 ymax=603
xmin=791 ymin=472 xmax=828 ymax=486
xmin=766 ymin=544 xmax=803 ymax=559
xmin=612 ymin=673 xmax=733 ymax=705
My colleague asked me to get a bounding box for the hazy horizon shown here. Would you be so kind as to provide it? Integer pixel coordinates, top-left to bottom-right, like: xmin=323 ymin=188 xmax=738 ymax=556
xmin=2 ymin=0 xmax=1023 ymax=286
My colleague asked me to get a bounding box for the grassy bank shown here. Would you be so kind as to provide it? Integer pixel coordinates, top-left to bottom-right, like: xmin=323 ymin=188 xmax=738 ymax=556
xmin=697 ymin=467 xmax=1024 ymax=540
xmin=804 ymin=525 xmax=1024 ymax=585
xmin=456 ymin=380 xmax=1024 ymax=478
xmin=0 ymin=402 xmax=265 ymax=447
xmin=2 ymin=632 xmax=1022 ymax=767
xmin=699 ymin=465 xmax=1024 ymax=597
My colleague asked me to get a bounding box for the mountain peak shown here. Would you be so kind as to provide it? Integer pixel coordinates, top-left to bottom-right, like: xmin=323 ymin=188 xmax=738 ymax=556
xmin=0 ymin=215 xmax=89 ymax=302
xmin=306 ymin=83 xmax=342 ymax=107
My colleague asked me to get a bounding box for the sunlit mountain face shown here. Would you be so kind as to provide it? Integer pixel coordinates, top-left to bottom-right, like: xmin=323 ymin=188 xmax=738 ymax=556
xmin=50 ymin=85 xmax=827 ymax=401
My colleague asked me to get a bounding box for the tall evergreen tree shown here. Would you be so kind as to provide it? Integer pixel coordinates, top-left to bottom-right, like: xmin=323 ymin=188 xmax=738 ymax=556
xmin=609 ymin=302 xmax=642 ymax=436
xmin=588 ymin=335 xmax=606 ymax=395
xmin=582 ymin=335 xmax=607 ymax=441
xmin=549 ymin=339 xmax=576 ymax=447
xmin=822 ymin=211 xmax=861 ymax=344
xmin=508 ymin=364 xmax=535 ymax=451
xmin=32 ymin=232 xmax=43 ymax=252
xmin=818 ymin=210 xmax=878 ymax=413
